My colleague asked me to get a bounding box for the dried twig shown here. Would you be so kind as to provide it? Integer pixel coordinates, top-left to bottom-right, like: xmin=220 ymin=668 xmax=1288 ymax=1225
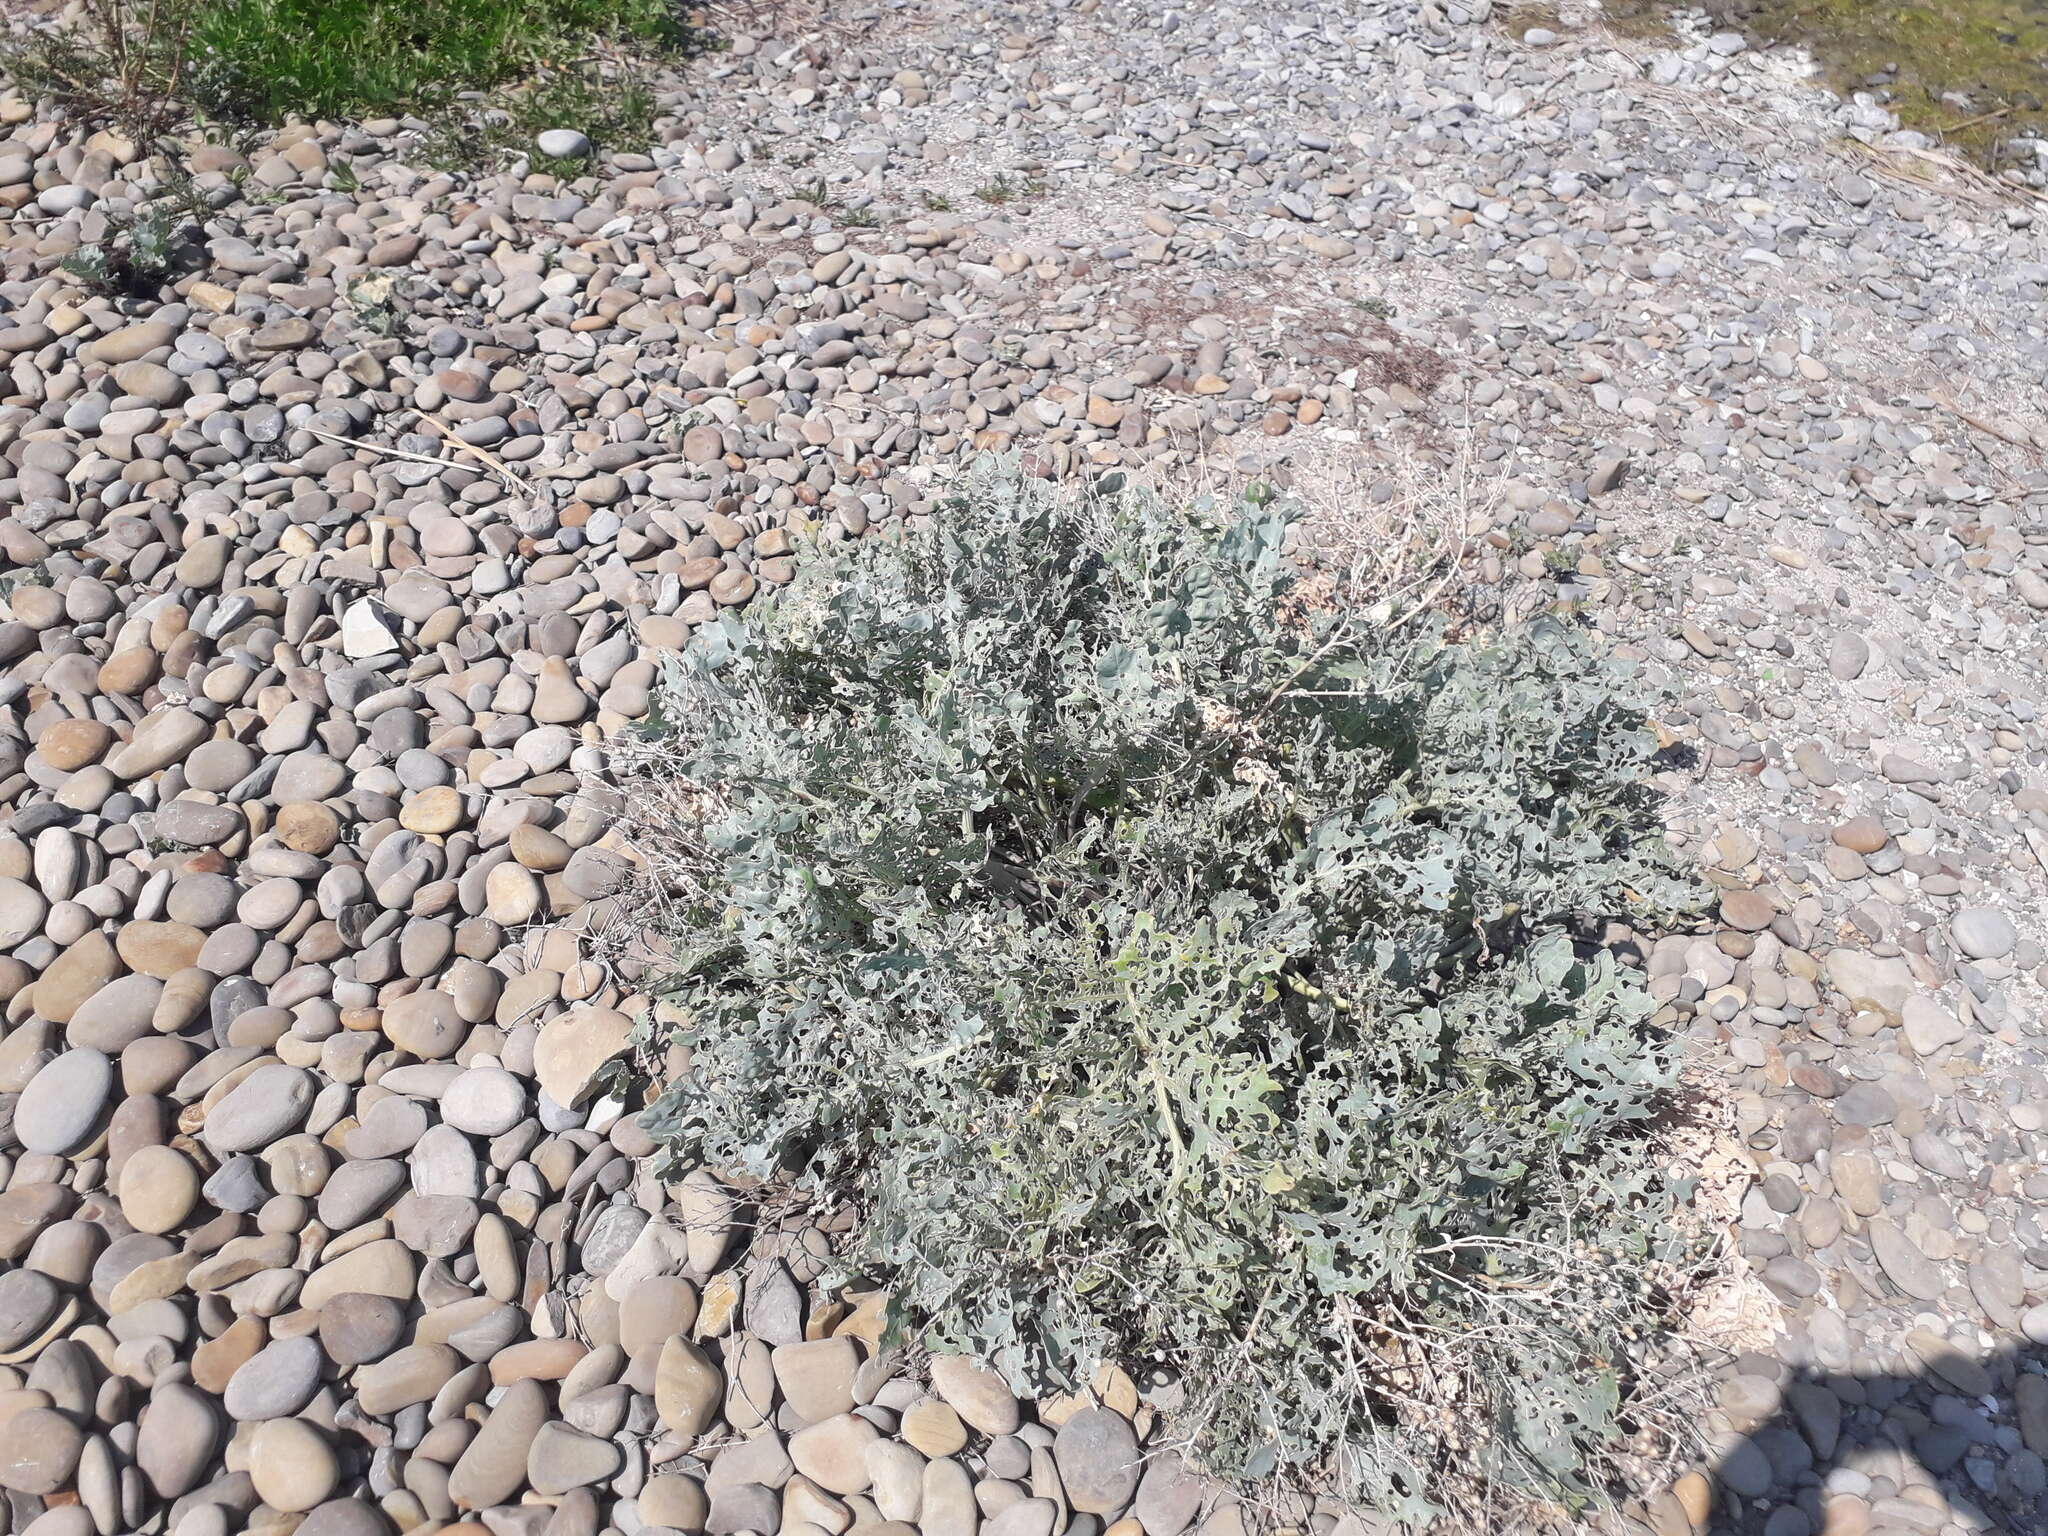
xmin=1941 ymin=103 xmax=2016 ymax=136
xmin=414 ymin=411 xmax=539 ymax=497
xmin=1848 ymin=136 xmax=2048 ymax=211
xmin=1931 ymin=390 xmax=2043 ymax=455
xmin=299 ymin=426 xmax=464 ymax=471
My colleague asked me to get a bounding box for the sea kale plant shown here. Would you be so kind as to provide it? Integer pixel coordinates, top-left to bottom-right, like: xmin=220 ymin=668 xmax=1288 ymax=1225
xmin=625 ymin=459 xmax=1707 ymax=1524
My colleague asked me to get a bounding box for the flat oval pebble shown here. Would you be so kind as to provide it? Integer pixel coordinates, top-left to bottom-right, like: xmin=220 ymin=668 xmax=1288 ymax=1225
xmin=1951 ymin=906 xmax=2017 ymax=960
xmin=441 ymin=1064 xmax=528 ymax=1135
xmin=0 ymin=876 xmax=47 ymax=946
xmin=0 ymin=1268 xmax=63 ymax=1351
xmin=298 ymin=1501 xmax=397 ymax=1536
xmin=928 ymin=1356 xmax=1020 ymax=1436
xmin=1052 ymin=1407 xmax=1143 ymax=1513
xmin=204 ymin=1063 xmax=315 ymax=1152
xmin=319 ymin=1291 xmax=411 ymax=1366
xmin=249 ymin=1418 xmax=339 ymax=1511
xmin=318 ymin=1158 xmax=408 ymax=1229
xmin=118 ymin=1144 xmax=200 ymax=1234
xmin=15 ymin=1048 xmax=114 ymax=1155
xmin=383 ymin=989 xmax=468 ymax=1059
xmin=135 ymin=1384 xmax=223 ymax=1507
xmin=527 ymin=1421 xmax=624 ymax=1495
xmin=224 ymin=1333 xmax=325 ymax=1420
xmin=0 ymin=1407 xmax=85 ymax=1493
xmin=449 ymin=1378 xmax=550 ymax=1509
xmin=66 ymin=972 xmax=163 ymax=1052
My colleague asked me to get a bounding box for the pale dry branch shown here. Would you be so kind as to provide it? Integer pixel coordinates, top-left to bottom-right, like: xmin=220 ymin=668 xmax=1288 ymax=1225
xmin=414 ymin=411 xmax=540 ymax=498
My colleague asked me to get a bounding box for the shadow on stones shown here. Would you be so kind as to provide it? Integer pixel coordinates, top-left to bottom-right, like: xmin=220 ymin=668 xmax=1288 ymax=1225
xmin=1652 ymin=739 xmax=1702 ymax=774
xmin=1687 ymin=1338 xmax=2046 ymax=1535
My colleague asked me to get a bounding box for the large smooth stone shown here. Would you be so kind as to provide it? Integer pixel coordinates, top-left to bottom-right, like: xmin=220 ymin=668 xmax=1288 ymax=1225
xmin=203 ymin=1063 xmax=315 ymax=1153
xmin=135 ymin=1384 xmax=223 ymax=1499
xmin=15 ymin=1049 xmax=114 ymax=1155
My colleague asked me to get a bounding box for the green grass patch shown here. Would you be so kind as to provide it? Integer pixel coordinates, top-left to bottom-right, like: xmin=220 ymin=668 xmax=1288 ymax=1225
xmin=5 ymin=0 xmax=714 ymax=160
xmin=973 ymin=171 xmax=1046 ymax=205
xmin=186 ymin=0 xmax=680 ymax=125
xmin=1604 ymin=0 xmax=2048 ymax=169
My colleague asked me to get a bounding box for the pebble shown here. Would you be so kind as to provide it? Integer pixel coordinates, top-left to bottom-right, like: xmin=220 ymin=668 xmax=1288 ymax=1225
xmin=902 ymin=1398 xmax=969 ymax=1457
xmin=450 ymin=1378 xmax=550 ymax=1509
xmin=381 ymin=989 xmax=467 ymax=1059
xmin=534 ymin=1005 xmax=634 ymax=1106
xmin=134 ymin=1383 xmax=222 ymax=1499
xmin=929 ymin=1356 xmax=1021 ymax=1436
xmin=14 ymin=1048 xmax=113 ymax=1154
xmin=656 ymin=1334 xmax=724 ymax=1437
xmin=441 ymin=1063 xmax=528 ymax=1135
xmin=0 ymin=876 xmax=46 ymax=945
xmin=203 ymin=1063 xmax=314 ymax=1152
xmin=528 ymin=1421 xmax=623 ymax=1495
xmin=0 ymin=1270 xmax=62 ymax=1351
xmin=641 ymin=1473 xmax=711 ymax=1530
xmin=774 ymin=1337 xmax=861 ymax=1423
xmin=1054 ymin=1407 xmax=1144 ymax=1513
xmin=1720 ymin=889 xmax=1776 ymax=932
xmin=790 ymin=1413 xmax=884 ymax=1494
xmin=249 ymin=1417 xmax=339 ymax=1511
xmin=1869 ymin=1219 xmax=1949 ymax=1303
xmin=299 ymin=1501 xmax=398 ymax=1536
xmin=0 ymin=1408 xmax=85 ymax=1493
xmin=536 ymin=128 xmax=593 ymax=159
xmin=320 ymin=1292 xmax=409 ymax=1366
xmin=1007 ymin=1503 xmax=1075 ymax=1536
xmin=1952 ymin=906 xmax=2018 ymax=959
xmin=118 ymin=1144 xmax=200 ymax=1233
xmin=223 ymin=1333 xmax=325 ymax=1420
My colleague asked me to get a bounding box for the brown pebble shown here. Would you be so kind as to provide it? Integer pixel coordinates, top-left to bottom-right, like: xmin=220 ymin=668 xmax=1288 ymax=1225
xmin=1718 ymin=889 xmax=1775 ymax=933
xmin=276 ymin=802 xmax=342 ymax=854
xmin=97 ymin=647 xmax=161 ymax=694
xmin=117 ymin=921 xmax=207 ymax=979
xmin=0 ymin=1406 xmax=85 ymax=1492
xmin=38 ymin=719 xmax=115 ymax=770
